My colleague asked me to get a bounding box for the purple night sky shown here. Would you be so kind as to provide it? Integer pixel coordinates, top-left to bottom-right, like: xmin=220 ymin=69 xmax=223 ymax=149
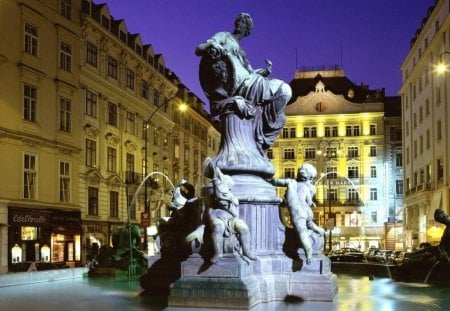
xmin=104 ymin=0 xmax=434 ymax=109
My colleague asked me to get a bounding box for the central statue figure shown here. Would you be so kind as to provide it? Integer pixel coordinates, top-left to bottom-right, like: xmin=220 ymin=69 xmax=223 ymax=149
xmin=196 ymin=12 xmax=292 ymax=178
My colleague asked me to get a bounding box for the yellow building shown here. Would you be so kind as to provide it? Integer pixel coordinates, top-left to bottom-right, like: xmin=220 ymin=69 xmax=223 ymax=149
xmin=271 ymin=68 xmax=403 ymax=251
xmin=400 ymin=0 xmax=450 ymax=251
xmin=0 ymin=0 xmax=219 ymax=272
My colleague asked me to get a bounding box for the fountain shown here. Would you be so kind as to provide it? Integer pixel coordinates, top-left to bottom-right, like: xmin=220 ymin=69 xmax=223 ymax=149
xmin=140 ymin=12 xmax=337 ymax=309
xmin=390 ymin=208 xmax=450 ymax=284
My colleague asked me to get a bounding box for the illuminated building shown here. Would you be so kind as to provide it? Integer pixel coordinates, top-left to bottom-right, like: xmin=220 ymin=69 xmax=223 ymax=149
xmin=270 ymin=67 xmax=403 ymax=251
xmin=400 ymin=0 xmax=450 ymax=250
xmin=0 ymin=0 xmax=219 ymax=272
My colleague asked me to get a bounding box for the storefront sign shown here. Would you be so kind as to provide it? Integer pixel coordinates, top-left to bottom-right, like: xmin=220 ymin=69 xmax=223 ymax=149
xmin=10 ymin=209 xmax=50 ymax=226
xmin=51 ymin=211 xmax=81 ymax=228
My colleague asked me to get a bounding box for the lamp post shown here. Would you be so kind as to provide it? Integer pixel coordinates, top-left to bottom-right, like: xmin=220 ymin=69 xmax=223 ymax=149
xmin=143 ymin=95 xmax=187 ymax=248
xmin=436 ymin=51 xmax=450 ymax=74
xmin=317 ymin=139 xmax=341 ymax=252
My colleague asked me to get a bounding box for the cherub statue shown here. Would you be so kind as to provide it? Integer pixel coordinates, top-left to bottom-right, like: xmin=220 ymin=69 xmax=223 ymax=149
xmin=207 ymin=166 xmax=256 ymax=263
xmin=270 ymin=163 xmax=324 ymax=264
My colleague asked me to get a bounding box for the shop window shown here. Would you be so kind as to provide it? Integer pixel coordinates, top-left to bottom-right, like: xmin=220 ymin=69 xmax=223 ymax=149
xmin=21 ymin=226 xmax=38 ymax=240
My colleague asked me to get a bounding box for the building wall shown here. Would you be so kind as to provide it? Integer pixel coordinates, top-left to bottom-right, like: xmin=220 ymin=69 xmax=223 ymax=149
xmin=400 ymin=0 xmax=450 ymax=251
xmin=273 ymin=69 xmax=402 ymax=251
xmin=0 ymin=0 xmax=219 ymax=272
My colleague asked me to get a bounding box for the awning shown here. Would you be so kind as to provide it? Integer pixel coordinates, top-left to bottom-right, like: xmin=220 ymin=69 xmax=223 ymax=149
xmin=428 ymin=190 xmax=442 ymax=223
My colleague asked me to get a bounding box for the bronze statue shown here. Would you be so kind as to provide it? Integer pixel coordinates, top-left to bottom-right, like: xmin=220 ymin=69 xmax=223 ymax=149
xmin=196 ymin=12 xmax=291 ymax=178
xmin=270 ymin=164 xmax=325 ymax=264
xmin=206 ymin=165 xmax=256 ymax=263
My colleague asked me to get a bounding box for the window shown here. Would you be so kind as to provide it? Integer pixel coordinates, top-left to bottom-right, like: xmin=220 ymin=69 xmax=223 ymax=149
xmin=370 ymin=146 xmax=376 ymax=157
xmin=370 ymin=188 xmax=378 ymax=200
xmin=437 ymin=120 xmax=442 ymax=140
xmin=347 ymin=146 xmax=359 ymax=158
xmin=59 ymin=161 xmax=70 ymax=203
xmin=101 ymin=15 xmax=110 ymax=29
xmin=370 ymin=166 xmax=377 ymax=178
xmin=284 ymin=148 xmax=295 ymax=160
xmin=390 ymin=128 xmax=402 ymax=141
xmin=60 ymin=0 xmax=72 ymax=19
xmin=107 ymin=102 xmax=117 ymax=126
xmin=107 ymin=147 xmax=116 ymax=172
xmin=437 ymin=86 xmax=441 ymax=105
xmin=23 ymin=153 xmax=37 ymax=199
xmin=24 ymin=23 xmax=38 ymax=56
xmin=23 ymin=84 xmax=37 ymax=122
xmin=126 ymin=153 xmax=134 ymax=173
xmin=425 ymin=99 xmax=430 ymax=116
xmin=396 ymin=153 xmax=403 ymax=167
xmin=326 ymin=166 xmax=337 ymax=179
xmin=153 ymin=89 xmax=160 ymax=107
xmin=332 ymin=126 xmax=338 ymax=137
xmin=304 ymin=127 xmax=310 ymax=138
xmin=371 ymin=211 xmax=377 ymax=223
xmin=284 ymin=167 xmax=295 ymax=179
xmin=437 ymin=159 xmax=444 ymax=180
xmin=310 ymin=127 xmax=317 ymax=137
xmin=347 ymin=189 xmax=359 ymax=202
xmin=59 ymin=97 xmax=71 ymax=132
xmin=420 ymin=135 xmax=423 ymax=154
xmin=107 ymin=56 xmax=118 ymax=79
xmin=141 ymin=80 xmax=149 ymax=99
xmin=126 ymin=68 xmax=135 ymax=90
xmin=86 ymin=139 xmax=96 ymax=167
xmin=124 ymin=110 xmax=135 ymax=134
xmin=282 ymin=128 xmax=289 ymax=138
xmin=325 ymin=126 xmax=338 ymax=137
xmin=110 ymin=191 xmax=119 ymax=217
xmin=396 ymin=180 xmax=403 ymax=195
xmin=128 ymin=194 xmax=136 ymax=220
xmin=305 ymin=147 xmax=316 ymax=159
xmin=348 ymin=166 xmax=359 ymax=178
xmin=289 ymin=128 xmax=296 ymax=138
xmin=327 ymin=189 xmax=337 ymax=202
xmin=346 ymin=126 xmax=352 ymax=136
xmin=86 ymin=42 xmax=97 ymax=67
xmin=88 ymin=187 xmax=98 ymax=216
xmin=426 ymin=129 xmax=430 ymax=149
xmin=370 ymin=124 xmax=376 ymax=135
xmin=419 ymin=107 xmax=423 ymax=123
xmin=346 ymin=125 xmax=360 ymax=136
xmin=267 ymin=149 xmax=273 ymax=159
xmin=60 ymin=41 xmax=72 ymax=71
xmin=85 ymin=90 xmax=97 ymax=117
xmin=325 ymin=147 xmax=338 ymax=158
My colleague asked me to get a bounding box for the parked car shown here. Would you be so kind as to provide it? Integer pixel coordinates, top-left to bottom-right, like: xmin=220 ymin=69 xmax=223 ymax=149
xmin=365 ymin=248 xmax=380 ymax=262
xmin=388 ymin=250 xmax=406 ymax=265
xmin=371 ymin=249 xmax=393 ymax=263
xmin=328 ymin=248 xmax=365 ymax=262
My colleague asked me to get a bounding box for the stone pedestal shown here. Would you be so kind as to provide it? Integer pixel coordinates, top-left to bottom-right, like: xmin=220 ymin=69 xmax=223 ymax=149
xmin=166 ymin=181 xmax=338 ymax=308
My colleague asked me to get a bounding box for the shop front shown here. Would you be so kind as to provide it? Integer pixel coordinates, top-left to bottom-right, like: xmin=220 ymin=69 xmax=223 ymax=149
xmin=8 ymin=208 xmax=82 ymax=270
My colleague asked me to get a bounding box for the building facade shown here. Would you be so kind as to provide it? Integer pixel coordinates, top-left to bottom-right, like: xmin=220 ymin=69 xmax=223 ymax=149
xmin=400 ymin=0 xmax=450 ymax=251
xmin=270 ymin=68 xmax=403 ymax=252
xmin=0 ymin=0 xmax=219 ymax=273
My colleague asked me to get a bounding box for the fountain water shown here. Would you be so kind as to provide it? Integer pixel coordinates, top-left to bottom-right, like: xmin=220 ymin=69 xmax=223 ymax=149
xmin=126 ymin=171 xmax=174 ymax=278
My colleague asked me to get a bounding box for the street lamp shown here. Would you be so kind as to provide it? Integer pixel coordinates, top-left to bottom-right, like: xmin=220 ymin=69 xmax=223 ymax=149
xmin=143 ymin=95 xmax=187 ymax=247
xmin=317 ymin=139 xmax=341 ymax=252
xmin=436 ymin=51 xmax=450 ymax=74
